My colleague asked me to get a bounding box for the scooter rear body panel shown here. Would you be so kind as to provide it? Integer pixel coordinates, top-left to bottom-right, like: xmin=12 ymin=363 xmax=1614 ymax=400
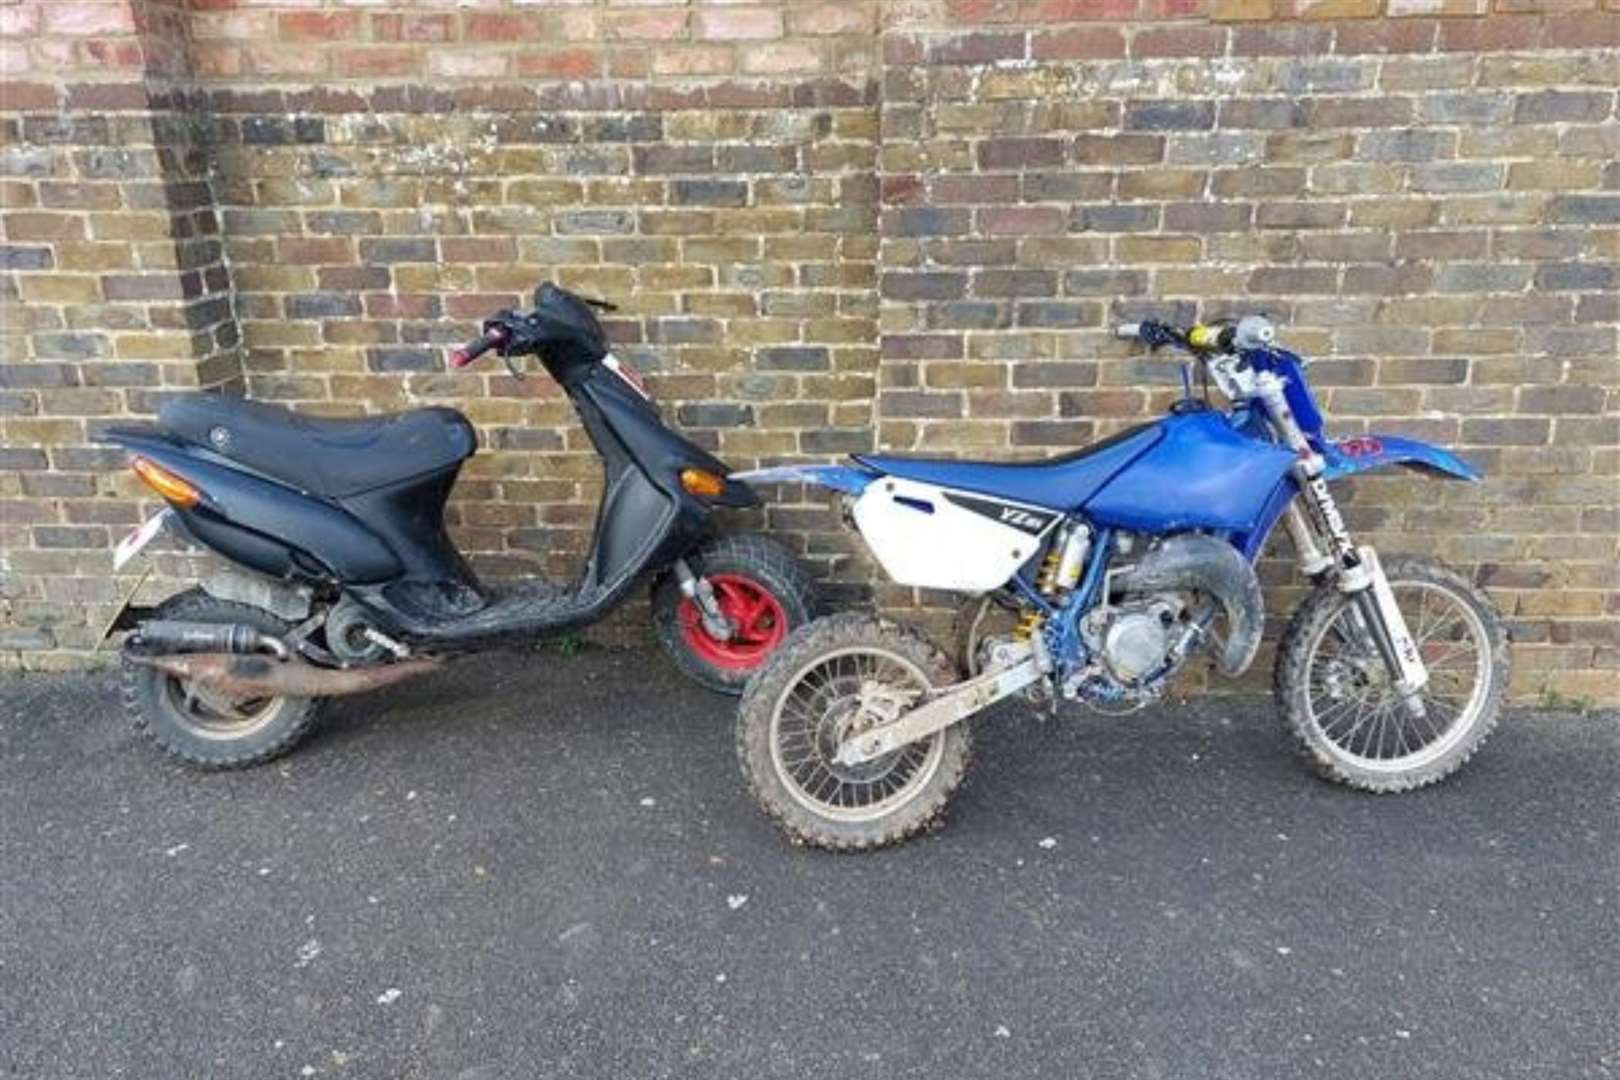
xmin=101 ymin=427 xmax=404 ymax=584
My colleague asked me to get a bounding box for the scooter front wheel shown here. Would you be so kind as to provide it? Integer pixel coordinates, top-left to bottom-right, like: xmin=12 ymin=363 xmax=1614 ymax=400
xmin=651 ymin=533 xmax=817 ymax=695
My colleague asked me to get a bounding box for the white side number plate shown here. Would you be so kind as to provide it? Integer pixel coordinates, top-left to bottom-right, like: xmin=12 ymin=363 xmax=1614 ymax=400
xmin=114 ymin=509 xmax=172 ymax=570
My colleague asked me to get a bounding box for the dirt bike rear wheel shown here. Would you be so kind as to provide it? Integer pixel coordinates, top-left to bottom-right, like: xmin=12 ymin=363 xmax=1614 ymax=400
xmin=736 ymin=613 xmax=971 ymax=851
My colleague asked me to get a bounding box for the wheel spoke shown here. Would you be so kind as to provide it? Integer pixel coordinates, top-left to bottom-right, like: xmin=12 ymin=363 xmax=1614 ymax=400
xmin=767 ymin=645 xmax=944 ymax=819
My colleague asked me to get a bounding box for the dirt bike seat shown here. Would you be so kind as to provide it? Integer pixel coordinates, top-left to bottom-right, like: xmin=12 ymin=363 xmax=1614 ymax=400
xmin=158 ymin=395 xmax=476 ymax=498
xmin=854 ymin=424 xmax=1164 ymax=510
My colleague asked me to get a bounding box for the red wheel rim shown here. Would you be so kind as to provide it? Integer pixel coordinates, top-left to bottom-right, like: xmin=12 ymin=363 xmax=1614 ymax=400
xmin=676 ymin=573 xmax=788 ymax=673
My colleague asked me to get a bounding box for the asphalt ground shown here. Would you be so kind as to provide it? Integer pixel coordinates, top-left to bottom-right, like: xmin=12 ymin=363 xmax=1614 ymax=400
xmin=1 ymin=646 xmax=1615 ymax=1080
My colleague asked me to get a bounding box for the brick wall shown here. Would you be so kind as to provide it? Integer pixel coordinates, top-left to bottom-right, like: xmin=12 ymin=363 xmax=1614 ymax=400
xmin=2 ymin=1 xmax=1616 ymax=703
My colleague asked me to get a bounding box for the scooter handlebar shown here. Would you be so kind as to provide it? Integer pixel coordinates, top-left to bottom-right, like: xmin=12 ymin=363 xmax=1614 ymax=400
xmin=449 ymin=325 xmax=508 ymax=368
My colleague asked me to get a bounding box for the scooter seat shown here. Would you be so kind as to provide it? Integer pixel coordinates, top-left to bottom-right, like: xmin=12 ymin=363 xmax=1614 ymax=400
xmin=158 ymin=395 xmax=477 ymax=498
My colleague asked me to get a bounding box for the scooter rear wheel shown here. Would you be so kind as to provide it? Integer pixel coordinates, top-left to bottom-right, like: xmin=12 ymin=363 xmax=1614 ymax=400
xmin=122 ymin=589 xmax=322 ymax=769
xmin=652 ymin=533 xmax=817 ymax=695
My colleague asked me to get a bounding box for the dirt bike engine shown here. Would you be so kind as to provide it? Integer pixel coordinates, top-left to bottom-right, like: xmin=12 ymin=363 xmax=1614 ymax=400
xmin=1084 ymin=595 xmax=1187 ymax=685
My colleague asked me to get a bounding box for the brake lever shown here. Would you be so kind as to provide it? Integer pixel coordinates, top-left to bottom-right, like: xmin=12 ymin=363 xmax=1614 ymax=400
xmin=503 ymin=350 xmax=526 ymax=380
xmin=580 ymin=295 xmax=618 ymax=313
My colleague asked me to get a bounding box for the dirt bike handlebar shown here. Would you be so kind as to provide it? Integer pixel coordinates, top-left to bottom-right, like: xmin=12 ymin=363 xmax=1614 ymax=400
xmin=1115 ymin=316 xmax=1275 ymax=355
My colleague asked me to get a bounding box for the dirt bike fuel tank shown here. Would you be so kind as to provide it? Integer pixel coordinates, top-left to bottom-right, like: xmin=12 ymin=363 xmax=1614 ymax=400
xmin=1081 ymin=407 xmax=1298 ymax=535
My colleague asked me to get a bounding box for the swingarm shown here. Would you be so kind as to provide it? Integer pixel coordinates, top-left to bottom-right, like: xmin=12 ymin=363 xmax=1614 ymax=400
xmin=832 ymin=648 xmax=1043 ymax=768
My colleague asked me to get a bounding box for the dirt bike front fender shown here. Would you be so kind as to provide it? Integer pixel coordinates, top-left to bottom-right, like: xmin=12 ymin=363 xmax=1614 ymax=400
xmin=1319 ymin=434 xmax=1483 ymax=484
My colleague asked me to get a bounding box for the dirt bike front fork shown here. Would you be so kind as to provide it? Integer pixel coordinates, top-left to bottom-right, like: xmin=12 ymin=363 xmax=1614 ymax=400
xmin=1291 ymin=465 xmax=1430 ymax=716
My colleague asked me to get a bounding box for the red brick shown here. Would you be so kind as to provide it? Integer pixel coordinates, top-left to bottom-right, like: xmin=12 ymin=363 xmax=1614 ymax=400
xmin=339 ymin=48 xmax=419 ymax=79
xmin=371 ymin=14 xmax=455 ymax=44
xmin=82 ymin=39 xmax=145 ymax=69
xmin=651 ymin=46 xmax=734 ymax=77
xmin=1542 ymin=12 xmax=1620 ymax=47
xmin=0 ymin=82 xmax=58 ymax=110
xmin=791 ymin=4 xmax=877 ymax=35
xmin=1131 ymin=26 xmax=1227 ymax=57
xmin=1438 ymin=15 xmax=1540 ymax=51
xmin=1031 ymin=27 xmax=1126 ymax=58
xmin=1333 ymin=18 xmax=1437 ymax=54
xmin=516 ymin=49 xmax=601 ymax=80
xmin=1025 ymin=0 xmax=1141 ymax=18
xmin=242 ymin=45 xmax=329 ymax=78
xmin=277 ymin=12 xmax=361 ymax=42
xmin=946 ymin=0 xmax=1023 ymax=21
xmin=464 ymin=13 xmax=545 ymax=42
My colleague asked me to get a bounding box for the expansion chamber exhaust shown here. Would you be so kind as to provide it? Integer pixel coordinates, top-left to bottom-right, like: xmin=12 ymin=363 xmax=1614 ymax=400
xmin=1110 ymin=533 xmax=1266 ymax=677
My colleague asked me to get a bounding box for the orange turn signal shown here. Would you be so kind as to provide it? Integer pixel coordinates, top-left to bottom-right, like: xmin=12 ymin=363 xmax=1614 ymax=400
xmin=131 ymin=456 xmax=202 ymax=509
xmin=679 ymin=468 xmax=726 ymax=499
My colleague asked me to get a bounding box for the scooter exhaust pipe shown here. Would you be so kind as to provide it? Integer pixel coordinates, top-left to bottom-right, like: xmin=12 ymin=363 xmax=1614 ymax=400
xmin=128 ymin=651 xmax=440 ymax=698
xmin=136 ymin=620 xmax=291 ymax=660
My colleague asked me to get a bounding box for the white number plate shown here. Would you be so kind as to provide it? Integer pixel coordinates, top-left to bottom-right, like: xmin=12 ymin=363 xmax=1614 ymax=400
xmin=113 ymin=509 xmax=172 ymax=570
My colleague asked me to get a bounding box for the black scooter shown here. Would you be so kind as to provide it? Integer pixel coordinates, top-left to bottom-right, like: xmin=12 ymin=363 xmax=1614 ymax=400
xmin=103 ymin=283 xmax=816 ymax=769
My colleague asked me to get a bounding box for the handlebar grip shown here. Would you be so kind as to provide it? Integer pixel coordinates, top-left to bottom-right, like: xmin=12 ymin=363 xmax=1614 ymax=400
xmin=1114 ymin=323 xmax=1143 ymax=340
xmin=448 ymin=325 xmax=508 ymax=368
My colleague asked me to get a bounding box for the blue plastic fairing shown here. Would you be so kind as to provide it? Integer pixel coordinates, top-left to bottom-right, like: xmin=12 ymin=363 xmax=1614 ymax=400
xmin=1082 ymin=410 xmax=1298 ymax=534
xmin=1319 ymin=434 xmax=1482 ymax=483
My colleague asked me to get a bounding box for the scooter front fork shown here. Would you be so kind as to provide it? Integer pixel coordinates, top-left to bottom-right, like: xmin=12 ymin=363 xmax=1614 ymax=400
xmin=673 ymin=558 xmax=735 ymax=642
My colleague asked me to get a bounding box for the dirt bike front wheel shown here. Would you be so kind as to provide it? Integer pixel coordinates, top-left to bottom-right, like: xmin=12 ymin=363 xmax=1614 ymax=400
xmin=736 ymin=613 xmax=972 ymax=851
xmin=1275 ymin=556 xmax=1510 ymax=793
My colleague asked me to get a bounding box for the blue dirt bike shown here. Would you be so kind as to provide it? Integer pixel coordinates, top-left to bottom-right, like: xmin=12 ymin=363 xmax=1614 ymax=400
xmin=734 ymin=315 xmax=1510 ymax=851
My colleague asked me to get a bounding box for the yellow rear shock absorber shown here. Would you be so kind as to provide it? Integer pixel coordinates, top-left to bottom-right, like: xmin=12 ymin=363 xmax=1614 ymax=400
xmin=1015 ymin=549 xmax=1063 ymax=640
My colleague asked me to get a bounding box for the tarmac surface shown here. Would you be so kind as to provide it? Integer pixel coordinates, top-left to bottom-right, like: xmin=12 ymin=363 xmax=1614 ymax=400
xmin=2 ymin=646 xmax=1615 ymax=1079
